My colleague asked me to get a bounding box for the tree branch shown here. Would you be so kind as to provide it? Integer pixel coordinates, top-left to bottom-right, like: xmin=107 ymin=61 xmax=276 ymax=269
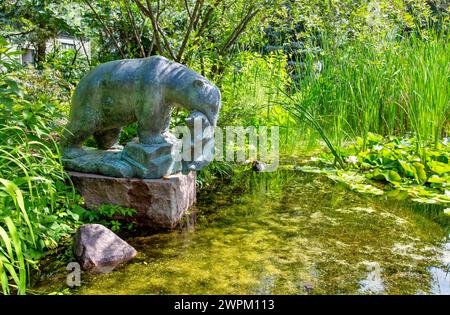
xmin=133 ymin=0 xmax=177 ymax=60
xmin=220 ymin=5 xmax=260 ymax=54
xmin=191 ymin=0 xmax=223 ymax=47
xmin=148 ymin=32 xmax=155 ymax=57
xmin=82 ymin=0 xmax=126 ymax=58
xmin=183 ymin=0 xmax=192 ymax=20
xmin=3 ymin=28 xmax=36 ymax=38
xmin=123 ymin=0 xmax=146 ymax=57
xmin=156 ymin=23 xmax=177 ymax=60
xmin=133 ymin=0 xmax=164 ymax=55
xmin=177 ymin=0 xmax=204 ymax=61
xmin=77 ymin=35 xmax=91 ymax=66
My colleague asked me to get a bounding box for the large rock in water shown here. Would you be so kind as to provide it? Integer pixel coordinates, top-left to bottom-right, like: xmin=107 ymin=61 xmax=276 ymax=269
xmin=74 ymin=224 xmax=137 ymax=273
xmin=69 ymin=171 xmax=196 ymax=228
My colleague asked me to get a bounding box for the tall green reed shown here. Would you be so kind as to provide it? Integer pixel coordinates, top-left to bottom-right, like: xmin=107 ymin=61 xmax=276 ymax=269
xmin=216 ymin=31 xmax=448 ymax=166
xmin=290 ymin=31 xmax=449 ymax=158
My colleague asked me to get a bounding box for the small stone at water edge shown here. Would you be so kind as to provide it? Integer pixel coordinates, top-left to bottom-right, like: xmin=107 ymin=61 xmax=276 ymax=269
xmin=73 ymin=224 xmax=137 ymax=274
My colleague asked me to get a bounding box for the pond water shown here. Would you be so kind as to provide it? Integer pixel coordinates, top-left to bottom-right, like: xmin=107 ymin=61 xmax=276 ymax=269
xmin=36 ymin=170 xmax=450 ymax=294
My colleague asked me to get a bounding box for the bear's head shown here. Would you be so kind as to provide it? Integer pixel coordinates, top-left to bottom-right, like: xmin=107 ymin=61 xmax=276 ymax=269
xmin=186 ymin=79 xmax=221 ymax=127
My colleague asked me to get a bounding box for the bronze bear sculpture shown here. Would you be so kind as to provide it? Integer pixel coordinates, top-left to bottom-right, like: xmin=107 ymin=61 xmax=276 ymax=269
xmin=61 ymin=56 xmax=221 ymax=178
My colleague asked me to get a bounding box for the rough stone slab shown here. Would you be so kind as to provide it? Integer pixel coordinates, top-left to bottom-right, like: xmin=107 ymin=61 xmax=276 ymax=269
xmin=69 ymin=171 xmax=196 ymax=228
xmin=74 ymin=224 xmax=137 ymax=274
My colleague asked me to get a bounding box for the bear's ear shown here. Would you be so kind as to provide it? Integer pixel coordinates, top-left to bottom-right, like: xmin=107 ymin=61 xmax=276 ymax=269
xmin=192 ymin=79 xmax=205 ymax=88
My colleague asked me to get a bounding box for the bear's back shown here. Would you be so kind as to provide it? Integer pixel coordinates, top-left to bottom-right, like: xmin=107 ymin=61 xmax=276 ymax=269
xmin=71 ymin=56 xmax=207 ymax=112
xmin=76 ymin=56 xmax=200 ymax=91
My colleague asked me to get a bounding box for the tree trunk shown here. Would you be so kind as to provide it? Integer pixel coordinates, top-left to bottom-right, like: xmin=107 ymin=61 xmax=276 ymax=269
xmin=35 ymin=38 xmax=46 ymax=69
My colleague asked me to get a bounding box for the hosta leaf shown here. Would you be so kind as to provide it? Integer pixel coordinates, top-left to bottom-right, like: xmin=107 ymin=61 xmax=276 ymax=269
xmin=398 ymin=160 xmax=414 ymax=177
xmin=385 ymin=170 xmax=402 ymax=184
xmin=370 ymin=169 xmax=386 ymax=181
xmin=413 ymin=162 xmax=427 ymax=185
xmin=427 ymin=175 xmax=449 ymax=184
xmin=428 ymin=161 xmax=450 ymax=175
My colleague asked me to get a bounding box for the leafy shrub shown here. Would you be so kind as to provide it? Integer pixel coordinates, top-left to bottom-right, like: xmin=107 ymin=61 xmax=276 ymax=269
xmin=0 ymin=38 xmax=82 ymax=294
xmin=72 ymin=205 xmax=136 ymax=233
xmin=45 ymin=47 xmax=91 ymax=89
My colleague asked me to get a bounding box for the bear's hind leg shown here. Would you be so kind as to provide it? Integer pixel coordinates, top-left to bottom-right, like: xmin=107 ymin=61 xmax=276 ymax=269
xmin=60 ymin=123 xmax=93 ymax=159
xmin=94 ymin=128 xmax=123 ymax=150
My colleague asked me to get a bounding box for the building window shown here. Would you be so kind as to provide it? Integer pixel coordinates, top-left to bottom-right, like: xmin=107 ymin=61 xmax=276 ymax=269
xmin=21 ymin=49 xmax=35 ymax=65
xmin=61 ymin=43 xmax=75 ymax=51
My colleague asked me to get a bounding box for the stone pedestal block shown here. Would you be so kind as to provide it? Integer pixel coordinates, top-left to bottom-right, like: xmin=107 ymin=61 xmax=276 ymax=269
xmin=68 ymin=171 xmax=196 ymax=228
xmin=122 ymin=142 xmax=182 ymax=179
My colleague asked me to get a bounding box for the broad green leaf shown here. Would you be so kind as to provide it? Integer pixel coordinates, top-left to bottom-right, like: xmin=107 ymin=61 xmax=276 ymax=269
xmin=413 ymin=162 xmax=427 ymax=185
xmin=427 ymin=175 xmax=449 ymax=184
xmin=0 ymin=97 xmax=14 ymax=107
xmin=428 ymin=161 xmax=450 ymax=175
xmin=398 ymin=160 xmax=414 ymax=177
xmin=385 ymin=170 xmax=402 ymax=184
xmin=371 ymin=169 xmax=386 ymax=181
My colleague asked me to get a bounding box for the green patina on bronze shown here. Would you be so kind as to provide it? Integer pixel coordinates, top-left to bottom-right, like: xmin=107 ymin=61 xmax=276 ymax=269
xmin=60 ymin=56 xmax=221 ymax=178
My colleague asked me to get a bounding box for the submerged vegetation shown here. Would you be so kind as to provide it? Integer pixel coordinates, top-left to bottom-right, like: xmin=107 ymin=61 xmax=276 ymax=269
xmin=35 ymin=171 xmax=450 ymax=294
xmin=0 ymin=0 xmax=449 ymax=294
